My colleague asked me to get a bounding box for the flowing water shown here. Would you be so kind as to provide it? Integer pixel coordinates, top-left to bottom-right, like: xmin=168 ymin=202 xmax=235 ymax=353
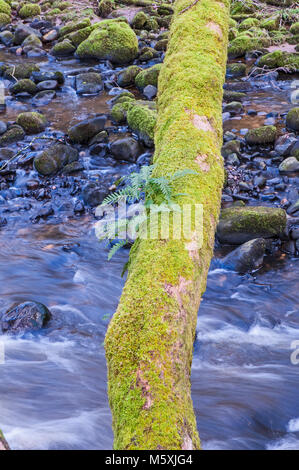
xmin=0 ymin=51 xmax=298 ymax=450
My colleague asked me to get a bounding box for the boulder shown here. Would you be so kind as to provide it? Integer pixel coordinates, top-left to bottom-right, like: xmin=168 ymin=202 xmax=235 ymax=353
xmin=16 ymin=112 xmax=47 ymax=135
xmin=110 ymin=137 xmax=142 ymax=162
xmin=286 ymin=108 xmax=299 ymax=132
xmin=76 ymin=20 xmax=138 ymax=64
xmin=279 ymin=157 xmax=299 ymax=173
xmin=10 ymin=79 xmax=37 ymax=95
xmin=1 ymin=301 xmax=51 ymax=333
xmin=82 ymin=182 xmax=107 ymax=206
xmin=34 ymin=143 xmax=79 ymax=176
xmin=135 ymin=64 xmax=162 ymax=89
xmin=117 ymin=65 xmax=142 ymax=87
xmin=217 ymin=206 xmax=286 ymax=244
xmin=245 ymin=126 xmax=277 ymax=145
xmin=68 ymin=116 xmax=107 ymax=144
xmin=0 ymin=126 xmax=25 ymax=145
xmin=222 ymin=238 xmax=266 ymax=273
xmin=75 ymin=72 xmax=103 ymax=94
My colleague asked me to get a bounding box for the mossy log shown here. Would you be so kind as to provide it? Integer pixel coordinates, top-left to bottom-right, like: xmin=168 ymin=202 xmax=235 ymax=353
xmin=0 ymin=430 xmax=9 ymax=450
xmin=105 ymin=0 xmax=230 ymax=450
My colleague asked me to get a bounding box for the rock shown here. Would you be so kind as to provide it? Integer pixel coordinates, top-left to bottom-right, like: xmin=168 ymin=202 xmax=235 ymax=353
xmin=117 ymin=65 xmax=142 ymax=87
xmin=10 ymin=79 xmax=37 ymax=96
xmin=1 ymin=301 xmax=51 ymax=333
xmin=226 ymin=153 xmax=240 ymax=166
xmin=275 ymin=134 xmax=297 ymax=156
xmin=3 ymin=63 xmax=40 ymax=80
xmin=19 ymin=4 xmax=41 ymax=19
xmin=0 ymin=121 xmax=7 ymax=135
xmin=51 ymin=39 xmax=76 ymax=57
xmin=279 ymin=157 xmax=299 ymax=173
xmin=0 ymin=147 xmax=13 ymax=160
xmin=135 ymin=64 xmax=162 ymax=89
xmin=76 ymin=20 xmax=138 ymax=65
xmin=82 ymin=182 xmax=107 ymax=206
xmin=61 ymin=161 xmax=84 ymax=174
xmin=143 ymin=85 xmax=157 ymax=100
xmin=89 ymin=130 xmax=108 ymax=145
xmin=0 ymin=30 xmax=13 ymax=46
xmin=13 ymin=24 xmax=41 ymax=45
xmin=31 ymin=70 xmax=64 ymax=84
xmin=222 ymin=238 xmax=266 ymax=273
xmin=155 ymin=39 xmax=168 ymax=51
xmin=75 ymin=72 xmax=103 ymax=95
xmin=36 ymin=80 xmax=58 ymax=91
xmin=98 ymin=0 xmax=114 ymax=18
xmin=222 ymin=140 xmax=241 ymax=157
xmin=0 ymin=126 xmax=25 ymax=145
xmin=68 ymin=116 xmax=107 ymax=144
xmin=32 ymin=90 xmax=56 ymax=106
xmin=22 ymin=33 xmax=42 ymax=49
xmin=0 ymin=13 xmax=10 ymax=27
xmin=287 ymin=199 xmax=299 ymax=215
xmin=286 ymin=108 xmax=299 ymax=132
xmin=59 ymin=18 xmax=91 ymax=38
xmin=217 ymin=206 xmax=286 ymax=244
xmin=42 ymin=29 xmax=58 ymax=42
xmin=16 ymin=112 xmax=47 ymax=135
xmin=226 ymin=63 xmax=247 ymax=77
xmin=110 ymin=137 xmax=142 ymax=162
xmin=131 ymin=11 xmax=148 ymax=29
xmin=127 ymin=103 xmax=157 ymax=147
xmin=34 ymin=143 xmax=79 ymax=176
xmin=26 ymin=47 xmax=46 ymax=58
xmin=245 ymin=126 xmax=277 ymax=145
xmin=258 ymin=50 xmax=299 ymax=70
xmin=223 ymin=101 xmax=244 ymax=114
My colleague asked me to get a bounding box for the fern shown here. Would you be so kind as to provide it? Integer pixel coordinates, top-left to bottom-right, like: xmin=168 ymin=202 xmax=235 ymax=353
xmin=98 ymin=164 xmax=198 ymax=260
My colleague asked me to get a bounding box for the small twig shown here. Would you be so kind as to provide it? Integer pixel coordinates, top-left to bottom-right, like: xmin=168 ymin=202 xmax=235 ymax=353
xmin=179 ymin=0 xmax=200 ymax=15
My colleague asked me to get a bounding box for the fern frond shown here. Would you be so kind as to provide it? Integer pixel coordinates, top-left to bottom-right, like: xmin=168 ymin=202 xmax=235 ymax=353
xmin=108 ymin=239 xmax=127 ymax=260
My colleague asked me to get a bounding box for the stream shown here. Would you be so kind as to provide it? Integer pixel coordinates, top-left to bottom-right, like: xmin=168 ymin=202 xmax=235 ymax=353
xmin=0 ymin=24 xmax=298 ymax=451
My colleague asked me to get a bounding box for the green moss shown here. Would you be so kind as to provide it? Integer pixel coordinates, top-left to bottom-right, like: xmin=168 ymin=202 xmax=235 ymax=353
xmin=238 ymin=17 xmax=259 ymax=31
xmin=0 ymin=125 xmax=25 ymax=145
xmin=217 ymin=206 xmax=287 ymax=244
xmin=135 ymin=64 xmax=162 ymax=89
xmin=51 ymin=39 xmax=76 ymax=56
xmin=98 ymin=0 xmax=115 ymax=18
xmin=245 ymin=125 xmax=277 ymax=145
xmin=131 ymin=10 xmax=148 ymax=29
xmin=105 ymin=0 xmax=230 ymax=451
xmin=4 ymin=63 xmax=39 ymax=80
xmin=231 ymin=0 xmax=255 ymax=15
xmin=117 ymin=65 xmax=142 ymax=87
xmin=0 ymin=0 xmax=10 ymax=15
xmin=0 ymin=12 xmax=10 ymax=24
xmin=223 ymin=90 xmax=246 ymax=101
xmin=16 ymin=112 xmax=47 ymax=134
xmin=76 ymin=20 xmax=138 ymax=64
xmin=290 ymin=22 xmax=299 ymax=35
xmin=59 ymin=18 xmax=91 ymax=37
xmin=144 ymin=16 xmax=159 ymax=31
xmin=260 ymin=16 xmax=279 ymax=31
xmin=258 ymin=50 xmax=299 ymax=70
xmin=127 ymin=103 xmax=157 ymax=145
xmin=228 ymin=29 xmax=270 ymax=58
xmin=10 ymin=78 xmax=37 ymax=95
xmin=19 ymin=3 xmax=41 ymax=18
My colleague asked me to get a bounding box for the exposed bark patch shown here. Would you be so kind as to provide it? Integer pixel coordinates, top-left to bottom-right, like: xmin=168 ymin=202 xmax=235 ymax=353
xmin=182 ymin=433 xmax=193 ymax=450
xmin=206 ymin=21 xmax=223 ymax=38
xmin=136 ymin=368 xmax=153 ymax=410
xmin=185 ymin=231 xmax=200 ymax=261
xmin=195 ymin=154 xmax=210 ymax=172
xmin=165 ymin=276 xmax=192 ymax=310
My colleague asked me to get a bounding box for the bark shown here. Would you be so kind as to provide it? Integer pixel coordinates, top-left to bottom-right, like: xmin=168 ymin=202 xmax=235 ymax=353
xmin=105 ymin=0 xmax=230 ymax=450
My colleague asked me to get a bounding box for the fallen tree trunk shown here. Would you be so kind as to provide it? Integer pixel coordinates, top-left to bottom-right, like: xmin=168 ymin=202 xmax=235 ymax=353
xmin=105 ymin=0 xmax=230 ymax=450
xmin=0 ymin=430 xmax=9 ymax=450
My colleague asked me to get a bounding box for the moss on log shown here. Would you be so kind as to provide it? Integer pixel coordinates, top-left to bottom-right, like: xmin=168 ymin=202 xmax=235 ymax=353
xmin=105 ymin=0 xmax=230 ymax=450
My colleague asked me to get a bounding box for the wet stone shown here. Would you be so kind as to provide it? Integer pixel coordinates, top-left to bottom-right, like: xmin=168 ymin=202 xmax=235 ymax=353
xmin=1 ymin=301 xmax=51 ymax=334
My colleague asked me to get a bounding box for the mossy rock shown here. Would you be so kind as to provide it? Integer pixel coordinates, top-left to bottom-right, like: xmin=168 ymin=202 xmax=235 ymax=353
xmin=139 ymin=46 xmax=158 ymax=61
xmin=223 ymin=90 xmax=246 ymax=102
xmin=144 ymin=16 xmax=159 ymax=32
xmin=34 ymin=143 xmax=78 ymax=176
xmin=226 ymin=62 xmax=246 ymax=77
xmin=51 ymin=38 xmax=76 ymax=56
xmin=0 ymin=125 xmax=25 ymax=145
xmin=228 ymin=34 xmax=265 ymax=58
xmin=221 ymin=140 xmax=241 ymax=157
xmin=258 ymin=50 xmax=299 ymax=71
xmin=4 ymin=64 xmax=40 ymax=80
xmin=110 ymin=100 xmax=134 ymax=123
xmin=231 ymin=0 xmax=255 ymax=15
xmin=135 ymin=63 xmax=162 ymax=89
xmin=279 ymin=156 xmax=299 ymax=172
xmin=264 ymin=0 xmax=292 ymax=5
xmin=127 ymin=103 xmax=156 ymax=146
xmin=217 ymin=206 xmax=286 ymax=244
xmin=155 ymin=38 xmax=168 ymax=51
xmin=286 ymin=107 xmax=299 ymax=131
xmin=76 ymin=20 xmax=138 ymax=65
xmin=239 ymin=17 xmax=259 ymax=31
xmin=19 ymin=3 xmax=41 ymax=18
xmin=260 ymin=17 xmax=279 ymax=31
xmin=0 ymin=12 xmax=10 ymax=25
xmin=0 ymin=0 xmax=10 ymax=15
xmin=16 ymin=112 xmax=47 ymax=134
xmin=131 ymin=11 xmax=148 ymax=29
xmin=245 ymin=126 xmax=277 ymax=145
xmin=59 ymin=18 xmax=91 ymax=37
xmin=290 ymin=22 xmax=299 ymax=35
xmin=64 ymin=24 xmax=101 ymax=47
xmin=117 ymin=65 xmax=142 ymax=87
xmin=22 ymin=33 xmax=42 ymax=49
xmin=98 ymin=0 xmax=114 ymax=17
xmin=10 ymin=79 xmax=37 ymax=95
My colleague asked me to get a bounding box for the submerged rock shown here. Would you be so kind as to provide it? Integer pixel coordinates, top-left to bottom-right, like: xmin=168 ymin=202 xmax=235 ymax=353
xmin=82 ymin=182 xmax=107 ymax=207
xmin=68 ymin=116 xmax=107 ymax=144
xmin=34 ymin=143 xmax=79 ymax=176
xmin=75 ymin=72 xmax=103 ymax=95
xmin=222 ymin=238 xmax=266 ymax=273
xmin=217 ymin=206 xmax=286 ymax=244
xmin=1 ymin=301 xmax=51 ymax=334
